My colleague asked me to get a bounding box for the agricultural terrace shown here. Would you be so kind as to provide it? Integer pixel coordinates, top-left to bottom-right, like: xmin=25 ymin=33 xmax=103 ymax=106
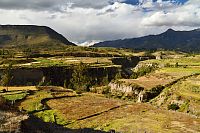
xmin=152 ymin=74 xmax=200 ymax=117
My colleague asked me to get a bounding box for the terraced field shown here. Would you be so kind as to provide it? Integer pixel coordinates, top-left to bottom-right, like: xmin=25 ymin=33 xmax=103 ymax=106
xmin=1 ymin=85 xmax=200 ymax=133
xmin=1 ymin=53 xmax=200 ymax=132
xmin=143 ymin=55 xmax=200 ymax=66
xmin=35 ymin=92 xmax=200 ymax=133
xmin=0 ymin=86 xmax=37 ymax=102
xmin=119 ymin=65 xmax=200 ymax=90
xmin=66 ymin=102 xmax=200 ymax=133
xmin=47 ymin=93 xmax=126 ymax=122
xmin=152 ymin=74 xmax=200 ymax=117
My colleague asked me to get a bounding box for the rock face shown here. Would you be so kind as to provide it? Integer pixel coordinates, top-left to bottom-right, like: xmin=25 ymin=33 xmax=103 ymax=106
xmin=108 ymin=81 xmax=165 ymax=102
xmin=109 ymin=82 xmax=145 ymax=102
xmin=0 ymin=66 xmax=120 ymax=86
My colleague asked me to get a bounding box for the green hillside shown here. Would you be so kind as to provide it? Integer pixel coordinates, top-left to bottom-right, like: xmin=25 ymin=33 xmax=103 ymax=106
xmin=0 ymin=25 xmax=75 ymax=49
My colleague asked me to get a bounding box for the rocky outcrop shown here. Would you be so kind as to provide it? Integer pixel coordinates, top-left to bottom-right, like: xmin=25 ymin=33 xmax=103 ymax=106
xmin=108 ymin=82 xmax=145 ymax=102
xmin=108 ymin=81 xmax=165 ymax=102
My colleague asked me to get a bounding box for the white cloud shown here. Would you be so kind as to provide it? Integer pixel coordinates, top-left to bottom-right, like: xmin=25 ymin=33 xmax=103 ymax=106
xmin=0 ymin=0 xmax=127 ymax=11
xmin=142 ymin=0 xmax=200 ymax=27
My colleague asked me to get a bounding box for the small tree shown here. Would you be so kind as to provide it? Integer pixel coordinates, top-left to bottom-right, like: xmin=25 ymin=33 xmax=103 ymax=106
xmin=70 ymin=62 xmax=91 ymax=91
xmin=1 ymin=64 xmax=13 ymax=91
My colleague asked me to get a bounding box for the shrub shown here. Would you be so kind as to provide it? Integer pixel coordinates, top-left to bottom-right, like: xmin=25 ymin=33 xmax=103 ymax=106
xmin=175 ymin=62 xmax=179 ymax=68
xmin=130 ymin=72 xmax=138 ymax=79
xmin=102 ymin=86 xmax=110 ymax=94
xmin=168 ymin=103 xmax=180 ymax=110
xmin=70 ymin=62 xmax=91 ymax=91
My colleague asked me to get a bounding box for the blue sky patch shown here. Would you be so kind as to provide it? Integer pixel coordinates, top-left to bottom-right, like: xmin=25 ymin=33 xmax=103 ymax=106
xmin=122 ymin=0 xmax=189 ymax=5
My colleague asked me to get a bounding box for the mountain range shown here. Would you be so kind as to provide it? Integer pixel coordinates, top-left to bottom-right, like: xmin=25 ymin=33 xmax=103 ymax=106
xmin=93 ymin=28 xmax=200 ymax=52
xmin=0 ymin=25 xmax=75 ymax=48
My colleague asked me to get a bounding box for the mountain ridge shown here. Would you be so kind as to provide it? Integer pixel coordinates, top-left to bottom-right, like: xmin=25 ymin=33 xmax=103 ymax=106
xmin=0 ymin=25 xmax=75 ymax=48
xmin=93 ymin=28 xmax=200 ymax=52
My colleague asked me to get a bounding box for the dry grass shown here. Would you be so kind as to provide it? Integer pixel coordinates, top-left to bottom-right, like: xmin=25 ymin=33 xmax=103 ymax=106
xmin=45 ymin=93 xmax=200 ymax=132
xmin=120 ymin=71 xmax=190 ymax=90
xmin=0 ymin=86 xmax=38 ymax=91
xmin=66 ymin=103 xmax=200 ymax=133
xmin=47 ymin=93 xmax=125 ymax=121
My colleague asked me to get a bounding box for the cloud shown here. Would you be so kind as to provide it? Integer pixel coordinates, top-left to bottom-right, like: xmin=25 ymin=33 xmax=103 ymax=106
xmin=142 ymin=0 xmax=200 ymax=27
xmin=0 ymin=0 xmax=199 ymax=44
xmin=0 ymin=0 xmax=128 ymax=11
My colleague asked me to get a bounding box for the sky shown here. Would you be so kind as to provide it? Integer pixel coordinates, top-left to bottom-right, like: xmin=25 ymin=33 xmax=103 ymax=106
xmin=0 ymin=0 xmax=199 ymax=45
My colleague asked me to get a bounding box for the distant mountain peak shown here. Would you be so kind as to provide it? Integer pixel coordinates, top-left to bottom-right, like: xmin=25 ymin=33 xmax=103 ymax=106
xmin=164 ymin=28 xmax=176 ymax=34
xmin=93 ymin=28 xmax=200 ymax=52
xmin=166 ymin=28 xmax=175 ymax=32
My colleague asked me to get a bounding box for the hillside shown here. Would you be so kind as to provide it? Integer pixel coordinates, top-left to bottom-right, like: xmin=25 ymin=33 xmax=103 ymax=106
xmin=93 ymin=29 xmax=200 ymax=52
xmin=0 ymin=25 xmax=75 ymax=48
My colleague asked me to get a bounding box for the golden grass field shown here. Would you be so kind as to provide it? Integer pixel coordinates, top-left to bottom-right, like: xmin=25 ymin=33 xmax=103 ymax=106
xmin=60 ymin=94 xmax=200 ymax=133
xmin=0 ymin=86 xmax=38 ymax=91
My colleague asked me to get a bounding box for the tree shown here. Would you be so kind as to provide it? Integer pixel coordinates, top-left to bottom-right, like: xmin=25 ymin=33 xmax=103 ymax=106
xmin=1 ymin=64 xmax=13 ymax=91
xmin=70 ymin=62 xmax=91 ymax=91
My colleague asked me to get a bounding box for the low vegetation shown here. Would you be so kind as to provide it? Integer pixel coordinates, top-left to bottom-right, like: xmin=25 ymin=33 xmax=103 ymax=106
xmin=19 ymin=91 xmax=52 ymax=113
xmin=0 ymin=49 xmax=200 ymax=132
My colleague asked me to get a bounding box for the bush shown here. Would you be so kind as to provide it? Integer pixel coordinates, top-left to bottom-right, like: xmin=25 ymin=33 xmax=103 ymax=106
xmin=168 ymin=103 xmax=180 ymax=110
xmin=130 ymin=72 xmax=138 ymax=79
xmin=102 ymin=86 xmax=110 ymax=94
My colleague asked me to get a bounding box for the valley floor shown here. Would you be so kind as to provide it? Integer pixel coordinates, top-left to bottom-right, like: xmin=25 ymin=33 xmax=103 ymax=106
xmin=0 ymin=87 xmax=199 ymax=133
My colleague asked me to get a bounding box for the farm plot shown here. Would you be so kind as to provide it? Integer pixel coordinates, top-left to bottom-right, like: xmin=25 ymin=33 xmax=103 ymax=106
xmin=47 ymin=93 xmax=126 ymax=122
xmin=19 ymin=91 xmax=53 ymax=113
xmin=151 ymin=74 xmax=200 ymax=117
xmin=143 ymin=55 xmax=200 ymax=67
xmin=66 ymin=103 xmax=200 ymax=133
xmin=119 ymin=69 xmax=193 ymax=90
